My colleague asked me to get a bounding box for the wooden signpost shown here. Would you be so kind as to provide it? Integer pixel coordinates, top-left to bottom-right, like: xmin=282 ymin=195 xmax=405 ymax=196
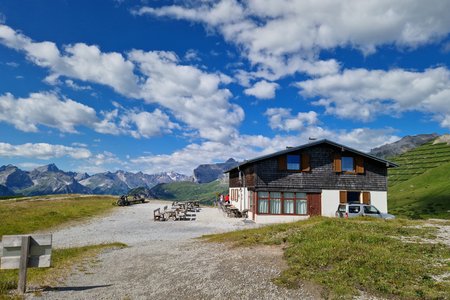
xmin=1 ymin=234 xmax=52 ymax=293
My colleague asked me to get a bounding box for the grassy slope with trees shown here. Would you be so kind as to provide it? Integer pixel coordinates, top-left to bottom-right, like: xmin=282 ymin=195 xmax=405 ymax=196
xmin=150 ymin=180 xmax=227 ymax=204
xmin=388 ymin=141 xmax=450 ymax=219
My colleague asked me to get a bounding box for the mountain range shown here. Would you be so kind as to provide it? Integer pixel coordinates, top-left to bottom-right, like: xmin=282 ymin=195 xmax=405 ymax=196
xmin=0 ymin=163 xmax=191 ymax=197
xmin=369 ymin=133 xmax=439 ymax=158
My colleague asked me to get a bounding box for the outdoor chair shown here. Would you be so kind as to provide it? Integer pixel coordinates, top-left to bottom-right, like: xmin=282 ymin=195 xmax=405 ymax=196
xmin=153 ymin=208 xmax=166 ymax=221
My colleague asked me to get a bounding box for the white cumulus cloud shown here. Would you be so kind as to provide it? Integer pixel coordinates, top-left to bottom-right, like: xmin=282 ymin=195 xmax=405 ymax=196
xmin=0 ymin=92 xmax=98 ymax=133
xmin=0 ymin=91 xmax=179 ymax=138
xmin=0 ymin=142 xmax=91 ymax=159
xmin=265 ymin=108 xmax=318 ymax=131
xmin=0 ymin=25 xmax=140 ymax=96
xmin=129 ymin=50 xmax=244 ymax=142
xmin=297 ymin=67 xmax=450 ymax=128
xmin=244 ymin=80 xmax=279 ymax=99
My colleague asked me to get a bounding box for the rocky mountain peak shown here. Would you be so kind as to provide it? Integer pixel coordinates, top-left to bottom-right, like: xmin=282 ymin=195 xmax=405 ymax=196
xmin=193 ymin=158 xmax=240 ymax=183
xmin=34 ymin=163 xmax=61 ymax=173
xmin=369 ymin=133 xmax=439 ymax=158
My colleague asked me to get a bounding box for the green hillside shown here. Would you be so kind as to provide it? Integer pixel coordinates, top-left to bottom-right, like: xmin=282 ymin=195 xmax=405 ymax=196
xmin=150 ymin=180 xmax=228 ymax=204
xmin=388 ymin=141 xmax=450 ymax=185
xmin=388 ymin=141 xmax=450 ymax=219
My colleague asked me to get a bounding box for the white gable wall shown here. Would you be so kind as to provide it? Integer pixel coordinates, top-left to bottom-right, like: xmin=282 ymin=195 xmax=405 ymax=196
xmin=321 ymin=190 xmax=340 ymax=217
xmin=370 ymin=191 xmax=388 ymax=213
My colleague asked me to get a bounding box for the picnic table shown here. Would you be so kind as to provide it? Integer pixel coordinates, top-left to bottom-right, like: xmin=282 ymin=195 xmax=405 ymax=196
xmin=164 ymin=209 xmax=177 ymax=220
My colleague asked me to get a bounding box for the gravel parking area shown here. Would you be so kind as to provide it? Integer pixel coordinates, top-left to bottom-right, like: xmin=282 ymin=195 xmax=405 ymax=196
xmin=27 ymin=201 xmax=317 ymax=300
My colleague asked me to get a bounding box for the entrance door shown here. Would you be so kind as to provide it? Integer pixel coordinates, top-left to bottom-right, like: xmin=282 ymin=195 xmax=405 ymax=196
xmin=308 ymin=193 xmax=322 ymax=216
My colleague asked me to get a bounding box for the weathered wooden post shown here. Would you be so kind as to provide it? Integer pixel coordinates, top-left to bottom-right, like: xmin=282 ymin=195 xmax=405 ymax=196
xmin=1 ymin=234 xmax=52 ymax=294
xmin=17 ymin=236 xmax=31 ymax=293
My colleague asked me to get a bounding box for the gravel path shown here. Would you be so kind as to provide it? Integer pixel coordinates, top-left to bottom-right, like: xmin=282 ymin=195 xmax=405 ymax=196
xmin=26 ymin=201 xmax=317 ymax=300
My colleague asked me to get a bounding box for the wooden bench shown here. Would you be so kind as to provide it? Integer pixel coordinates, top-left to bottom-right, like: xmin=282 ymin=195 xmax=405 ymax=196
xmin=153 ymin=208 xmax=166 ymax=221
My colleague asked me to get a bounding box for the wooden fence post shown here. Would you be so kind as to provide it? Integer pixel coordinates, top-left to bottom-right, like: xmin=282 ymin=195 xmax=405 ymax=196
xmin=17 ymin=235 xmax=30 ymax=294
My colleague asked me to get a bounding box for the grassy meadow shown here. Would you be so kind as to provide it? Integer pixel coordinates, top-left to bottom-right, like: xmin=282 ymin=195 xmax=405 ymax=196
xmin=388 ymin=141 xmax=450 ymax=219
xmin=0 ymin=195 xmax=116 ymax=238
xmin=203 ymin=217 xmax=450 ymax=299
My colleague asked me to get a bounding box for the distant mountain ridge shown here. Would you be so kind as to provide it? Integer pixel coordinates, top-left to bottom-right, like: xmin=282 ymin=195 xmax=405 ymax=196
xmin=193 ymin=158 xmax=239 ymax=183
xmin=369 ymin=133 xmax=439 ymax=158
xmin=0 ymin=164 xmax=191 ymax=196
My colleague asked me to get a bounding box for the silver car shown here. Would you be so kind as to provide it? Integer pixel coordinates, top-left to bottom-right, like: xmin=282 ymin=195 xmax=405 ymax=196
xmin=335 ymin=203 xmax=395 ymax=219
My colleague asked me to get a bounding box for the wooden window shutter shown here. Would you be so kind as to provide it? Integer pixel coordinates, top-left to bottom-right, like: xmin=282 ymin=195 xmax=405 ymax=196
xmin=333 ymin=153 xmax=342 ymax=172
xmin=278 ymin=155 xmax=286 ymax=171
xmin=301 ymin=153 xmax=310 ymax=172
xmin=362 ymin=192 xmax=371 ymax=204
xmin=339 ymin=191 xmax=347 ymax=203
xmin=355 ymin=157 xmax=364 ymax=174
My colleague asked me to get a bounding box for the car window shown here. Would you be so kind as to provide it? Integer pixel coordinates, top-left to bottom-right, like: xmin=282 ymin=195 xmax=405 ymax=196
xmin=364 ymin=206 xmax=379 ymax=214
xmin=348 ymin=206 xmax=360 ymax=213
xmin=338 ymin=205 xmax=346 ymax=212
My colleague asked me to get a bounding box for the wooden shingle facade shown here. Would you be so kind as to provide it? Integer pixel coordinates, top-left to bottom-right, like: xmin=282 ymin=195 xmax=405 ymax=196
xmin=226 ymin=140 xmax=397 ymax=223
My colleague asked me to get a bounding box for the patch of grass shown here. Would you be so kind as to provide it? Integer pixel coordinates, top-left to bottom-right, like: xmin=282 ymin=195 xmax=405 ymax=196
xmin=0 ymin=195 xmax=116 ymax=238
xmin=0 ymin=195 xmax=25 ymax=201
xmin=203 ymin=217 xmax=450 ymax=299
xmin=0 ymin=243 xmax=127 ymax=298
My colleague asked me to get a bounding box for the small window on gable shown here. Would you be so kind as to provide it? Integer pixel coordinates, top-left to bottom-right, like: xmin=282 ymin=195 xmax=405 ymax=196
xmin=342 ymin=156 xmax=354 ymax=172
xmin=287 ymin=154 xmax=301 ymax=170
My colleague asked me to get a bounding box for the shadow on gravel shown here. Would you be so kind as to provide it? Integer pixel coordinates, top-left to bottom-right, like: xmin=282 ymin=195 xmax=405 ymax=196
xmin=43 ymin=284 xmax=112 ymax=292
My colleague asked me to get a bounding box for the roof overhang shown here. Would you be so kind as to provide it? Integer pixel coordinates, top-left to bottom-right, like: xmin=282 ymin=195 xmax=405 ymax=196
xmin=224 ymin=139 xmax=398 ymax=173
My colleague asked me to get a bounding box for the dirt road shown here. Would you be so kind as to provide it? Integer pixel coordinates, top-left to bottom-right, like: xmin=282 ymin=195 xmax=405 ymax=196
xmin=27 ymin=201 xmax=317 ymax=300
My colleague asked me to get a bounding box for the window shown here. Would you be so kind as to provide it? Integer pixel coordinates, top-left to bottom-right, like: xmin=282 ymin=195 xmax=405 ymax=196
xmin=342 ymin=156 xmax=354 ymax=172
xmin=347 ymin=191 xmax=361 ymax=204
xmin=257 ymin=192 xmax=269 ymax=214
xmin=349 ymin=206 xmax=360 ymax=213
xmin=270 ymin=192 xmax=281 ymax=214
xmin=257 ymin=191 xmax=308 ymax=215
xmin=364 ymin=205 xmax=380 ymax=214
xmin=287 ymin=155 xmax=301 ymax=170
xmin=296 ymin=192 xmax=307 ymax=214
xmin=284 ymin=192 xmax=295 ymax=214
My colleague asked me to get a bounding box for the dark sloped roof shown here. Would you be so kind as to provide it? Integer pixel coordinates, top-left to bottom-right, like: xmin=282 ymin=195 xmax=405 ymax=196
xmin=225 ymin=139 xmax=398 ymax=173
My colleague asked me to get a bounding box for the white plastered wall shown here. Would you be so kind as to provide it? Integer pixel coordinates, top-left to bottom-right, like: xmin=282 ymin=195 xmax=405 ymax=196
xmin=321 ymin=190 xmax=340 ymax=217
xmin=370 ymin=191 xmax=388 ymax=213
xmin=254 ymin=214 xmax=309 ymax=223
xmin=229 ymin=187 xmax=248 ymax=211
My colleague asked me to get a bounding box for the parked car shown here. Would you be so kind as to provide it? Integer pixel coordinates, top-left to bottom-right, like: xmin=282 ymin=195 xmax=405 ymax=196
xmin=335 ymin=203 xmax=395 ymax=219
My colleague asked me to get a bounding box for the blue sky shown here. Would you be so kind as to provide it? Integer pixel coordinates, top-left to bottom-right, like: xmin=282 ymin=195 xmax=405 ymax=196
xmin=0 ymin=0 xmax=449 ymax=175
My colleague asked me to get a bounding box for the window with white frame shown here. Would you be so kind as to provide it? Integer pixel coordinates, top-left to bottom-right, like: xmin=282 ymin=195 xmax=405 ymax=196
xmin=257 ymin=191 xmax=309 ymax=215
